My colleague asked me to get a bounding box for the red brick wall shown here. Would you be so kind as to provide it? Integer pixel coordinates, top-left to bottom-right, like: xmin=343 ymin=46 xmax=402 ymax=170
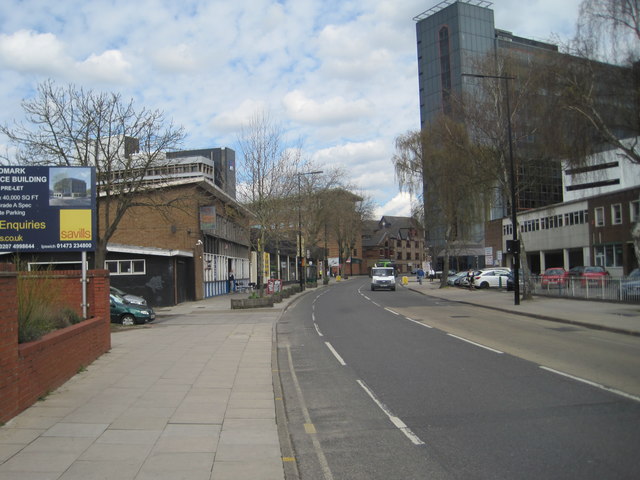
xmin=0 ymin=268 xmax=111 ymax=424
xmin=0 ymin=265 xmax=19 ymax=423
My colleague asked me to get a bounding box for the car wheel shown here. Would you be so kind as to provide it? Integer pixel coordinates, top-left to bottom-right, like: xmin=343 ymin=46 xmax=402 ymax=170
xmin=391 ymin=286 xmax=396 ymax=291
xmin=121 ymin=314 xmax=136 ymax=326
xmin=480 ymin=281 xmax=489 ymax=289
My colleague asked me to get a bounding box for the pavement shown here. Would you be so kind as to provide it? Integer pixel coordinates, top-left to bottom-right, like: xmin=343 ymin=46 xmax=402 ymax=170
xmin=1 ymin=278 xmax=639 ymax=480
xmin=407 ymin=279 xmax=640 ymax=336
xmin=0 ymin=291 xmax=297 ymax=480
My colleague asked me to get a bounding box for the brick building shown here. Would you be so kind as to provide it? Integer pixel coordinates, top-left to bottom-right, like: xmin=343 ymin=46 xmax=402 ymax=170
xmin=362 ymin=216 xmax=426 ymax=275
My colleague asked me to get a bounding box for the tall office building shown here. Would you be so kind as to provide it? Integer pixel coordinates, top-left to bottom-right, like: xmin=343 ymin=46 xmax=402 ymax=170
xmin=415 ymin=0 xmax=564 ymax=215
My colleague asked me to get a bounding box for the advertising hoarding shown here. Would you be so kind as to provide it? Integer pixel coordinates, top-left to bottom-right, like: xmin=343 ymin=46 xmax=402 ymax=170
xmin=0 ymin=166 xmax=96 ymax=252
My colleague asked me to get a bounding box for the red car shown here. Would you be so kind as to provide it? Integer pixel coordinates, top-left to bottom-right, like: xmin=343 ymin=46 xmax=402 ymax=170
xmin=540 ymin=268 xmax=568 ymax=287
xmin=568 ymin=266 xmax=610 ymax=286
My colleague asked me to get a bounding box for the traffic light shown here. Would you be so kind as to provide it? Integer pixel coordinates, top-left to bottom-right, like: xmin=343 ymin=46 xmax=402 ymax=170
xmin=506 ymin=239 xmax=520 ymax=254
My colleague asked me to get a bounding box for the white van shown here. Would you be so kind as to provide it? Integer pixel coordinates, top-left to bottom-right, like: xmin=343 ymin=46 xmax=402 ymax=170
xmin=371 ymin=267 xmax=396 ymax=291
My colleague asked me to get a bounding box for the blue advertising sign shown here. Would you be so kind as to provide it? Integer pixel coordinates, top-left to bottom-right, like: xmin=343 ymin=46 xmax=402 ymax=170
xmin=0 ymin=166 xmax=96 ymax=252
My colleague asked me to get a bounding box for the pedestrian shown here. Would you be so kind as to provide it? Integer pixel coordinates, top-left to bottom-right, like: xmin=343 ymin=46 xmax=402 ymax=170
xmin=467 ymin=269 xmax=475 ymax=290
xmin=229 ymin=270 xmax=235 ymax=293
xmin=429 ymin=268 xmax=435 ymax=282
xmin=417 ymin=267 xmax=425 ymax=285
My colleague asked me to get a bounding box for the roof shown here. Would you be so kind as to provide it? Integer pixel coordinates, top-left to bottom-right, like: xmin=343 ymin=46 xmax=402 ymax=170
xmin=107 ymin=243 xmax=193 ymax=258
xmin=362 ymin=216 xmax=423 ymax=247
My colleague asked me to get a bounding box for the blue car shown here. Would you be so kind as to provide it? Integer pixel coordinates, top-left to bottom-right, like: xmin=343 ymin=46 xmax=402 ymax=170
xmin=621 ymin=269 xmax=640 ymax=300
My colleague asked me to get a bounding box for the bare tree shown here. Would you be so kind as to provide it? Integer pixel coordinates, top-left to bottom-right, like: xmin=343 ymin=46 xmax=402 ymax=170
xmin=0 ymin=80 xmax=185 ymax=267
xmin=323 ymin=188 xmax=374 ymax=277
xmin=566 ymin=0 xmax=640 ymax=262
xmin=236 ymin=111 xmax=302 ymax=294
xmin=393 ymin=115 xmax=491 ymax=287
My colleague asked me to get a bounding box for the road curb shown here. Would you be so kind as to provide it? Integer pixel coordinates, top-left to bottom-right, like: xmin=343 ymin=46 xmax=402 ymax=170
xmin=272 ymin=285 xmax=327 ymax=480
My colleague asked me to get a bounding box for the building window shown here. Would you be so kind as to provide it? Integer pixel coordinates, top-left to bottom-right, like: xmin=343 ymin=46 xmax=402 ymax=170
xmin=594 ymin=244 xmax=623 ymax=267
xmin=611 ymin=204 xmax=622 ymax=225
xmin=631 ymin=200 xmax=640 ymax=223
xmin=594 ymin=207 xmax=605 ymax=227
xmin=439 ymin=26 xmax=452 ymax=113
xmin=105 ymin=259 xmax=146 ymax=275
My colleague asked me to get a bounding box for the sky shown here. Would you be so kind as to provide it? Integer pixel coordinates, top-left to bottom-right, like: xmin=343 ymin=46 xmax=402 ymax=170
xmin=0 ymin=0 xmax=583 ymax=218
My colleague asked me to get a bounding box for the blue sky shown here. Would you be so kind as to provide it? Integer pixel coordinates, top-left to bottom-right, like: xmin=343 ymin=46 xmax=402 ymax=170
xmin=0 ymin=0 xmax=582 ymax=217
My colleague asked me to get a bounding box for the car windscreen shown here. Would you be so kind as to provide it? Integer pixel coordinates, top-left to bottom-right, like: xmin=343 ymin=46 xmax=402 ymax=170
xmin=546 ymin=269 xmax=564 ymax=275
xmin=372 ymin=269 xmax=392 ymax=277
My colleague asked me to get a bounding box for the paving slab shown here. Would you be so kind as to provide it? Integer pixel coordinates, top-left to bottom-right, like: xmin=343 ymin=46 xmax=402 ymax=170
xmin=1 ymin=290 xmax=295 ymax=480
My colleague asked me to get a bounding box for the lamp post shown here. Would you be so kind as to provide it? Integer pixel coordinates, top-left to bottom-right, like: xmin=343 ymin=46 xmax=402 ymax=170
xmin=296 ymin=170 xmax=323 ymax=291
xmin=462 ymin=72 xmax=520 ymax=305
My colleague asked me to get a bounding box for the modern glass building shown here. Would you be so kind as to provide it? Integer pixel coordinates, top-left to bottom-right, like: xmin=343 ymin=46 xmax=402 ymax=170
xmin=415 ymin=1 xmax=566 ymax=213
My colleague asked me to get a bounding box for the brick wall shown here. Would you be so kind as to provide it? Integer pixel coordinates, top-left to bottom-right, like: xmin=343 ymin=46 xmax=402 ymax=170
xmin=102 ymin=184 xmax=203 ymax=251
xmin=0 ymin=268 xmax=111 ymax=424
xmin=0 ymin=264 xmax=19 ymax=422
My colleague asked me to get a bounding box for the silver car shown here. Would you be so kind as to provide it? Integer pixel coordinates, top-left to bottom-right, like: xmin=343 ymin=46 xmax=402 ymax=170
xmin=110 ymin=286 xmax=147 ymax=306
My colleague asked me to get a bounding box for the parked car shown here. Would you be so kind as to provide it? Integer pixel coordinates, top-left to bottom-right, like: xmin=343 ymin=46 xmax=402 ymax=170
xmin=447 ymin=271 xmax=467 ymax=286
xmin=473 ymin=269 xmax=511 ymax=289
xmin=110 ymin=286 xmax=147 ymax=306
xmin=110 ymin=293 xmax=155 ymax=326
xmin=455 ymin=271 xmax=479 ymax=287
xmin=540 ymin=268 xmax=568 ymax=288
xmin=506 ymin=270 xmax=523 ymax=291
xmin=567 ymin=266 xmax=609 ymax=286
xmin=621 ymin=268 xmax=640 ymax=299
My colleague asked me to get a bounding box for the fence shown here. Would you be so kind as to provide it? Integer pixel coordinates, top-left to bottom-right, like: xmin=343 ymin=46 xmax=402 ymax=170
xmin=530 ymin=275 xmax=640 ymax=303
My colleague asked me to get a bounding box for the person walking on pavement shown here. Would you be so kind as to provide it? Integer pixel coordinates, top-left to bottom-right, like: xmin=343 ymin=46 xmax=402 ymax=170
xmin=467 ymin=269 xmax=475 ymax=290
xmin=417 ymin=267 xmax=425 ymax=285
xmin=429 ymin=268 xmax=435 ymax=282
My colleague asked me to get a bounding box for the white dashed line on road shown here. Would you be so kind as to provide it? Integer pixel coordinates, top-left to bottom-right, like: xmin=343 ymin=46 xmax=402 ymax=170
xmin=357 ymin=380 xmax=425 ymax=446
xmin=325 ymin=342 xmax=347 ymax=366
xmin=447 ymin=334 xmax=504 ymax=354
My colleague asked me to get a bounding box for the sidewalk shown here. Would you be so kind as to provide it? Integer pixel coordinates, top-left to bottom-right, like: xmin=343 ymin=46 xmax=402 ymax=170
xmin=406 ymin=279 xmax=640 ymax=336
xmin=0 ymin=291 xmax=298 ymax=480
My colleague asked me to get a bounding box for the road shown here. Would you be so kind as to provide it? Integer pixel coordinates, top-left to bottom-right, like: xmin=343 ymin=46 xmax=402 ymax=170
xmin=276 ymin=277 xmax=640 ymax=480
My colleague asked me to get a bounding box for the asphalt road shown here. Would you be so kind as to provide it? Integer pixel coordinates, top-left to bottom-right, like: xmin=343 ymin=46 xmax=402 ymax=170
xmin=276 ymin=278 xmax=640 ymax=480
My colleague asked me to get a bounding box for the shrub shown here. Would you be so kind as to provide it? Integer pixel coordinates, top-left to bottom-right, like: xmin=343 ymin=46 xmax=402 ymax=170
xmin=17 ymin=269 xmax=82 ymax=343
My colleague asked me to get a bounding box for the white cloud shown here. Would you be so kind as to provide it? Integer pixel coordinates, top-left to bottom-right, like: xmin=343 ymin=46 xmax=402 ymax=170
xmin=374 ymin=191 xmax=413 ymax=218
xmin=210 ymin=99 xmax=269 ymax=133
xmin=152 ymin=43 xmax=198 ymax=72
xmin=311 ymin=140 xmax=386 ymax=170
xmin=0 ymin=30 xmax=69 ymax=74
xmin=284 ymin=90 xmax=373 ymax=126
xmin=76 ymin=50 xmax=132 ymax=84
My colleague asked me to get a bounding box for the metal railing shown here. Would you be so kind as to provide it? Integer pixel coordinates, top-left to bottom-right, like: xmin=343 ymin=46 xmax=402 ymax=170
xmin=529 ymin=275 xmax=640 ymax=303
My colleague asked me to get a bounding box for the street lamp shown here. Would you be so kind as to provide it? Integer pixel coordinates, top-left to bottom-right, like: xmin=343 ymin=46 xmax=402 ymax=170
xmin=462 ymin=72 xmax=520 ymax=305
xmin=296 ymin=170 xmax=323 ymax=290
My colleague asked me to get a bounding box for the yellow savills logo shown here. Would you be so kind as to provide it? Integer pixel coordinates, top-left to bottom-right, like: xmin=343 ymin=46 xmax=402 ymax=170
xmin=59 ymin=209 xmax=92 ymax=241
